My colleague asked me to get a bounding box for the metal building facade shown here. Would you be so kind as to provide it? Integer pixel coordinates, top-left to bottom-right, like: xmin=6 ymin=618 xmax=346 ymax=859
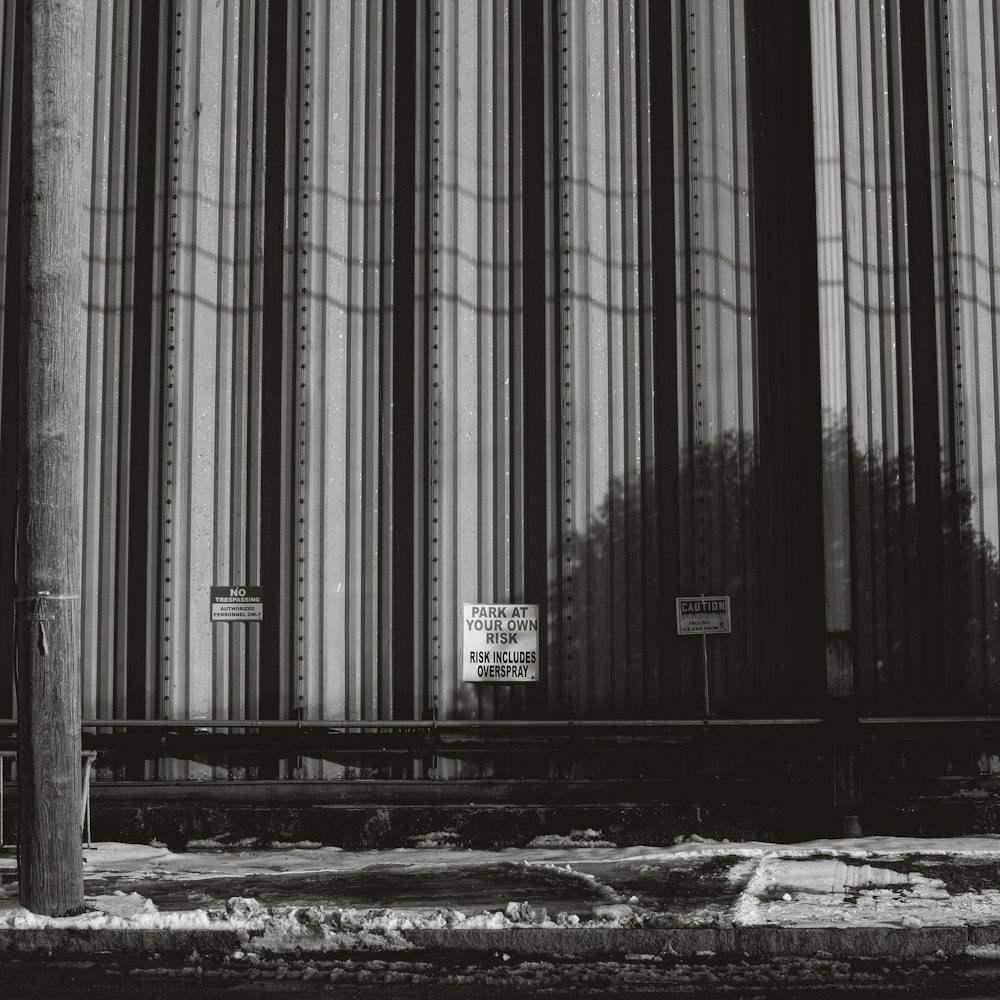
xmin=0 ymin=0 xmax=999 ymax=777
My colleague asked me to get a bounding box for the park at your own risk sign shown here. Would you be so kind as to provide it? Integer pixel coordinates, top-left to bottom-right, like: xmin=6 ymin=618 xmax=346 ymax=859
xmin=463 ymin=603 xmax=539 ymax=682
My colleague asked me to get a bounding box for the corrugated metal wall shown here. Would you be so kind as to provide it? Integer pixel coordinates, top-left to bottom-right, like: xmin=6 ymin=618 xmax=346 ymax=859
xmin=289 ymin=0 xmax=388 ymax=724
xmin=550 ymin=0 xmax=659 ymax=719
xmin=811 ymin=0 xmax=1000 ymax=713
xmin=416 ymin=0 xmax=517 ymax=724
xmin=812 ymin=0 xmax=916 ymax=705
xmin=941 ymin=0 xmax=1000 ymax=709
xmin=1 ymin=0 xmax=1000 ymax=761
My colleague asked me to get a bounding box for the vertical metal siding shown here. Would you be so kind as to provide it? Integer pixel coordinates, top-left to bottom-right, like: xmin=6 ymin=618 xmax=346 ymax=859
xmin=422 ymin=0 xmax=514 ymax=728
xmin=151 ymin=0 xmax=268 ymax=775
xmin=410 ymin=0 xmax=429 ymax=729
xmin=940 ymin=0 xmax=1000 ymax=707
xmin=3 ymin=0 xmax=1000 ymax=749
xmin=145 ymin=0 xmax=168 ymax=728
xmin=540 ymin=0 xmax=562 ymax=728
xmin=846 ymin=0 xmax=907 ymax=707
xmin=288 ymin=0 xmax=387 ymax=777
xmin=924 ymin=1 xmax=956 ymax=498
xmin=810 ymin=0 xmax=911 ymax=707
xmin=551 ymin=0 xmax=655 ymax=718
xmin=236 ymin=0 xmax=266 ymax=727
xmin=671 ymin=0 xmax=758 ymax=713
xmin=81 ymin=0 xmax=124 ymax=724
xmin=810 ymin=0 xmax=1000 ymax=713
xmin=79 ymin=0 xmax=148 ymax=727
xmin=810 ymin=0 xmax=853 ymax=694
xmin=633 ymin=0 xmax=660 ymax=717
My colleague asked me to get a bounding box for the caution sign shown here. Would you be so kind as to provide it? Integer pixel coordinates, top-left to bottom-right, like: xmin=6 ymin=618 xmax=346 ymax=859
xmin=676 ymin=596 xmax=731 ymax=635
xmin=211 ymin=586 xmax=263 ymax=622
xmin=463 ymin=604 xmax=540 ymax=682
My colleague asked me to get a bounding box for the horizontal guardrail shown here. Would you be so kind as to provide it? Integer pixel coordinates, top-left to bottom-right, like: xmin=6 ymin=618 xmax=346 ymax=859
xmin=0 ymin=717 xmax=831 ymax=729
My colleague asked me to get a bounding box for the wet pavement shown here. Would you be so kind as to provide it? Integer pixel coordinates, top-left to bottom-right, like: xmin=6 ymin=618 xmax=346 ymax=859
xmin=85 ymin=862 xmax=610 ymax=915
xmin=75 ymin=854 xmax=748 ymax=924
xmin=53 ymin=850 xmax=1000 ymax=929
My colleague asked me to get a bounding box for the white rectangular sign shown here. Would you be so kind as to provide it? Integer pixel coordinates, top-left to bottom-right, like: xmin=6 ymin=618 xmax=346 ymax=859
xmin=463 ymin=603 xmax=540 ymax=682
xmin=676 ymin=596 xmax=731 ymax=635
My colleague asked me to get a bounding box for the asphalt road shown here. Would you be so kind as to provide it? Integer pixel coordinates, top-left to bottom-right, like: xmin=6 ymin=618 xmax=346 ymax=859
xmin=6 ymin=956 xmax=1000 ymax=1000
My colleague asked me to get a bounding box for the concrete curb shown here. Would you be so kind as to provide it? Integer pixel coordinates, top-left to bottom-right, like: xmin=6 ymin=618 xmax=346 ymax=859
xmin=0 ymin=923 xmax=991 ymax=961
xmin=734 ymin=925 xmax=969 ymax=959
xmin=402 ymin=927 xmax=730 ymax=957
xmin=0 ymin=927 xmax=243 ymax=956
xmin=403 ymin=925 xmax=974 ymax=959
xmin=968 ymin=924 xmax=1000 ymax=947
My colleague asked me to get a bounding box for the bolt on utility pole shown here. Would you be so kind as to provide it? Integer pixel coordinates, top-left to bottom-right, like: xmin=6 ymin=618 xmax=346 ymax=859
xmin=16 ymin=0 xmax=85 ymax=916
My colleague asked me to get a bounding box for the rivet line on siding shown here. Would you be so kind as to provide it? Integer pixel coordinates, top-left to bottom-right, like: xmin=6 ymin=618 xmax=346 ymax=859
xmin=430 ymin=0 xmax=442 ymax=720
xmin=688 ymin=2 xmax=707 ymax=596
xmin=162 ymin=2 xmax=184 ymax=719
xmin=296 ymin=1 xmax=314 ymax=713
xmin=559 ymin=0 xmax=574 ymax=715
xmin=940 ymin=10 xmax=971 ymax=657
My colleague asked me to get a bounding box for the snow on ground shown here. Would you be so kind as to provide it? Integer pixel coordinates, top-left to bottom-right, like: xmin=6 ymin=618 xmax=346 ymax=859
xmin=2 ymin=835 xmax=1000 ymax=951
xmin=734 ymin=850 xmax=1000 ymax=928
xmin=5 ymin=834 xmax=1000 ymax=881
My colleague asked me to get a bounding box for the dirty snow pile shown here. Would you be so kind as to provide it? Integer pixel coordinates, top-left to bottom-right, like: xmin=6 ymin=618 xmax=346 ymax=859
xmin=0 ymin=890 xmax=632 ymax=954
xmin=2 ymin=836 xmax=1000 ymax=951
xmin=0 ymin=892 xmax=428 ymax=952
xmin=527 ymin=828 xmax=618 ymax=848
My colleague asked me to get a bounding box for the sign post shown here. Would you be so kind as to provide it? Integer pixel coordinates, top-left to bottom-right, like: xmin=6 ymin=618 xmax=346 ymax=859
xmin=676 ymin=595 xmax=731 ymax=716
xmin=702 ymin=631 xmax=709 ymax=718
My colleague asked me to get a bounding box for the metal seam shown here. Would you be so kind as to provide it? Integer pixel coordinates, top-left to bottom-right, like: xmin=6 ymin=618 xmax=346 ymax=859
xmin=295 ymin=0 xmax=313 ymax=715
xmin=162 ymin=0 xmax=183 ymax=719
xmin=430 ymin=0 xmax=441 ymax=721
xmin=940 ymin=6 xmax=971 ymax=664
xmin=559 ymin=0 xmax=573 ymax=715
xmin=689 ymin=1 xmax=706 ymax=596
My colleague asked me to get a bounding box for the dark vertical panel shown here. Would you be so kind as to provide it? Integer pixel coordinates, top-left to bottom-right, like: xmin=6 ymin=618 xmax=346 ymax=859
xmin=646 ymin=0 xmax=679 ymax=713
xmin=674 ymin=1 xmax=698 ymax=716
xmin=928 ymin=4 xmax=984 ymax=713
xmin=390 ymin=0 xmax=415 ymax=720
xmin=899 ymin=4 xmax=951 ymax=709
xmin=258 ymin=0 xmax=287 ymax=725
xmin=412 ymin=0 xmax=429 ymax=725
xmin=931 ymin=8 xmax=965 ymax=713
xmin=745 ymin=0 xmax=825 ymax=712
xmin=519 ymin=0 xmax=547 ymax=719
xmin=123 ymin=0 xmax=158 ymax=729
xmin=245 ymin=0 xmax=268 ymax=723
xmin=0 ymin=0 xmax=22 ymax=722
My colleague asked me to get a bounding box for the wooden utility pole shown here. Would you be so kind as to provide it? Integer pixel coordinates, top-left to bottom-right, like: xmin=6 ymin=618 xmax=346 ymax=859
xmin=17 ymin=0 xmax=85 ymax=916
